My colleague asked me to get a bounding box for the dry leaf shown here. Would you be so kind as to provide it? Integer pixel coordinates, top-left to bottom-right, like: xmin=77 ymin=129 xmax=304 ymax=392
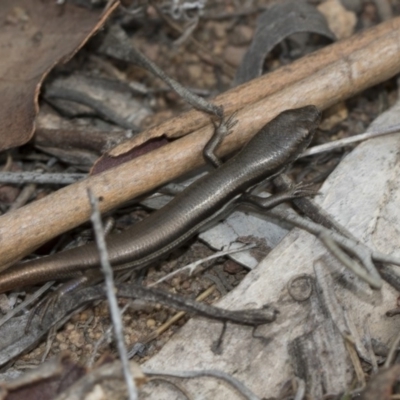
xmin=0 ymin=354 xmax=86 ymax=400
xmin=234 ymin=0 xmax=335 ymax=85
xmin=0 ymin=0 xmax=118 ymax=151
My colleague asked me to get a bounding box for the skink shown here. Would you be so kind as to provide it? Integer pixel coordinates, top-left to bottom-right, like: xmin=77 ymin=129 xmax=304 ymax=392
xmin=0 ymin=106 xmax=321 ymax=292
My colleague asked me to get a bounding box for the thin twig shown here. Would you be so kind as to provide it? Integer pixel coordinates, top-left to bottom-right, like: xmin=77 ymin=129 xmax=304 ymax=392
xmin=115 ymin=283 xmax=277 ymax=326
xmin=148 ymin=244 xmax=255 ymax=287
xmin=318 ymin=233 xmax=379 ymax=289
xmin=344 ymin=310 xmax=373 ymax=365
xmin=142 ymin=369 xmax=261 ymax=400
xmin=370 ymin=251 xmax=400 ymax=266
xmin=148 ymin=377 xmax=193 ymax=400
xmin=0 ymin=281 xmax=54 ymax=328
xmin=0 ymin=172 xmax=86 ymax=185
xmin=273 ymin=174 xmax=357 ymax=238
xmin=301 ymin=124 xmax=400 ymax=157
xmin=88 ymin=302 xmax=131 ymax=368
xmin=264 ymin=206 xmax=384 ymax=289
xmin=98 ymin=25 xmax=222 ymax=118
xmin=149 ymin=0 xmax=235 ymax=77
xmin=294 ymin=378 xmax=306 ymax=400
xmin=88 ymin=189 xmax=138 ymax=400
xmin=45 ymin=87 xmax=140 ymax=131
xmin=344 ymin=339 xmax=366 ymax=387
xmin=137 ymin=285 xmax=216 ymax=346
xmin=384 ymin=330 xmax=400 ymax=368
xmin=202 ymin=6 xmax=263 ymax=20
xmin=364 ymin=320 xmax=379 ymax=372
xmin=314 ymin=260 xmax=352 ymax=340
xmin=7 ymin=184 xmax=36 ymax=212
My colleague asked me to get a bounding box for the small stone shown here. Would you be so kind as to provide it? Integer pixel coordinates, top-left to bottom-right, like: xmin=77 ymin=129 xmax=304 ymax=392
xmin=65 ymin=323 xmax=75 ymax=331
xmin=212 ymin=23 xmax=226 ymax=39
xmin=231 ymin=25 xmax=254 ymax=46
xmin=318 ymin=0 xmax=356 ymax=39
xmin=56 ymin=333 xmax=65 ymax=342
xmin=69 ymin=331 xmax=84 ymax=348
xmin=223 ymin=260 xmax=243 ymax=274
xmin=223 ymin=46 xmax=247 ymax=67
xmin=146 ymin=318 xmax=156 ymax=328
xmin=187 ymin=64 xmax=202 ymax=81
xmin=154 ymin=310 xmax=168 ymax=324
xmin=59 ymin=343 xmax=68 ymax=351
xmin=171 ymin=277 xmax=181 ymax=288
xmin=181 ymin=280 xmax=190 ymax=289
xmin=147 ymin=318 xmax=156 ymax=328
xmin=319 ymin=102 xmax=348 ymax=130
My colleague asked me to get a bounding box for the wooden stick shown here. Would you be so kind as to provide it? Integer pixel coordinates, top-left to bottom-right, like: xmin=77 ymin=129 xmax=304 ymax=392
xmin=0 ymin=17 xmax=399 ymax=270
xmin=110 ymin=16 xmax=400 ymax=156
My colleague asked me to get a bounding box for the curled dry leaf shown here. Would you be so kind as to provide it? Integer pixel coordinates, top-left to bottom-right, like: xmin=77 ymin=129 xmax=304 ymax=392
xmin=0 ymin=0 xmax=119 ymax=151
xmin=234 ymin=0 xmax=336 ymax=85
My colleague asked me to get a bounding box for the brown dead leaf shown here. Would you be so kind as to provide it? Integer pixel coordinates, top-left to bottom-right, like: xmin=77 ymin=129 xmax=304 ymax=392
xmin=359 ymin=365 xmax=400 ymax=400
xmin=0 ymin=354 xmax=86 ymax=400
xmin=0 ymin=0 xmax=119 ymax=152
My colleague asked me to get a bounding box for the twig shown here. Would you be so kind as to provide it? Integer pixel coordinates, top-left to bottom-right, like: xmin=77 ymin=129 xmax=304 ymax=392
xmin=313 ymin=260 xmax=351 ymax=340
xmin=294 ymin=378 xmax=306 ymax=400
xmin=273 ymin=174 xmax=359 ymax=238
xmin=264 ymin=206 xmax=384 ymax=289
xmin=88 ymin=189 xmax=138 ymax=400
xmin=98 ymin=25 xmax=222 ymax=118
xmin=1 ymin=153 xmax=13 ymax=172
xmin=148 ymin=243 xmax=255 ymax=287
xmin=344 ymin=311 xmax=373 ymax=365
xmin=115 ymin=283 xmax=277 ymax=326
xmin=137 ymin=285 xmax=216 ymax=346
xmin=88 ymin=302 xmax=131 ymax=368
xmin=0 ymin=281 xmax=54 ymax=328
xmin=45 ymin=87 xmax=140 ymax=131
xmin=344 ymin=339 xmax=366 ymax=387
xmin=148 ymin=377 xmax=192 ymax=400
xmin=0 ymin=172 xmax=86 ymax=185
xmin=384 ymin=330 xmax=400 ymax=368
xmin=364 ymin=320 xmax=379 ymax=372
xmin=7 ymin=184 xmax=36 ymax=212
xmin=302 ymin=124 xmax=400 ymax=157
xmin=149 ymin=0 xmax=235 ymax=77
xmin=142 ymin=369 xmax=261 ymax=400
xmin=318 ymin=233 xmax=379 ymax=289
xmin=173 ymin=17 xmax=200 ymax=47
xmin=370 ymin=252 xmax=400 ymax=266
